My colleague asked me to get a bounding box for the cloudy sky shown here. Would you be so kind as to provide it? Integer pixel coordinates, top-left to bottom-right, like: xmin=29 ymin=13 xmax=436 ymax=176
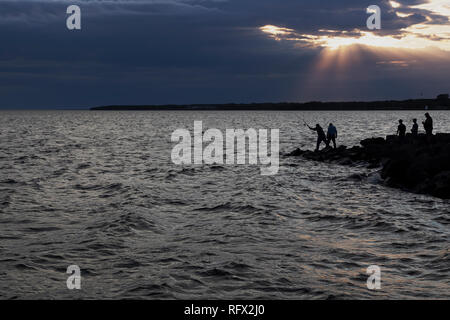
xmin=0 ymin=0 xmax=449 ymax=108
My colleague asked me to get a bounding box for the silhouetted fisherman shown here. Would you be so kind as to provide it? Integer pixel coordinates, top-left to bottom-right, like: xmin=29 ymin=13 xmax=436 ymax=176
xmin=307 ymin=124 xmax=327 ymax=151
xmin=411 ymin=119 xmax=419 ymax=136
xmin=397 ymin=119 xmax=406 ymax=138
xmin=423 ymin=113 xmax=433 ymax=135
xmin=327 ymin=123 xmax=338 ymax=149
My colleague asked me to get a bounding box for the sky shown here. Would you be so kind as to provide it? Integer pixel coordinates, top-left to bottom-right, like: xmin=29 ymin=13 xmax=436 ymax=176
xmin=0 ymin=0 xmax=449 ymax=108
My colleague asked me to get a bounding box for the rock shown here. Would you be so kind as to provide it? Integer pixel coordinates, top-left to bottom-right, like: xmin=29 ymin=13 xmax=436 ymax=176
xmin=385 ymin=135 xmax=398 ymax=143
xmin=287 ymin=148 xmax=304 ymax=157
xmin=367 ymin=161 xmax=380 ymax=169
xmin=337 ymin=157 xmax=353 ymax=165
xmin=287 ymin=134 xmax=450 ymax=199
xmin=430 ymin=171 xmax=450 ymax=199
xmin=435 ymin=133 xmax=450 ymax=143
xmin=361 ymin=137 xmax=386 ymax=147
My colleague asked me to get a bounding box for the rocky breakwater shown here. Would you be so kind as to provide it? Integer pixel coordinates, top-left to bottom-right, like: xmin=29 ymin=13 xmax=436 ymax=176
xmin=287 ymin=133 xmax=450 ymax=199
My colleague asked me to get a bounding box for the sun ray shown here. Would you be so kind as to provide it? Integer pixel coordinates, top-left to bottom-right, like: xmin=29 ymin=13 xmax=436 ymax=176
xmin=259 ymin=0 xmax=450 ymax=52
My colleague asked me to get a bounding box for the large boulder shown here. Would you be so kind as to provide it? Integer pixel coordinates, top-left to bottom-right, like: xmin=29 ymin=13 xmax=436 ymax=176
xmin=361 ymin=137 xmax=386 ymax=147
xmin=431 ymin=171 xmax=450 ymax=199
xmin=287 ymin=133 xmax=450 ymax=199
xmin=287 ymin=148 xmax=304 ymax=157
xmin=435 ymin=133 xmax=450 ymax=143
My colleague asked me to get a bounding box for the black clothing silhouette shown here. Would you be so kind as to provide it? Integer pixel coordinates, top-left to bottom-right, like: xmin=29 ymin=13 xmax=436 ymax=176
xmin=397 ymin=122 xmax=406 ymax=138
xmin=411 ymin=121 xmax=419 ymax=136
xmin=308 ymin=124 xmax=327 ymax=151
xmin=423 ymin=114 xmax=433 ymax=135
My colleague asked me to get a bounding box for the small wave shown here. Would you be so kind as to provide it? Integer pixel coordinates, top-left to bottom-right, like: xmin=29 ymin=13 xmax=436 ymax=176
xmin=223 ymin=262 xmax=252 ymax=271
xmin=74 ymin=182 xmax=122 ymax=191
xmin=346 ymin=173 xmax=367 ymax=181
xmin=367 ymin=172 xmax=383 ymax=184
xmin=194 ymin=203 xmax=262 ymax=215
xmin=76 ymin=163 xmax=91 ymax=170
xmin=198 ymin=268 xmax=233 ymax=277
xmin=0 ymin=179 xmax=19 ymax=184
xmin=25 ymin=226 xmax=61 ymax=232
xmin=14 ymin=263 xmax=37 ymax=271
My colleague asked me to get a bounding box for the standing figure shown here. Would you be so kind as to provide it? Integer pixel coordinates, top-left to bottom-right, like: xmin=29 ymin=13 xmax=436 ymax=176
xmin=422 ymin=113 xmax=433 ymax=135
xmin=411 ymin=119 xmax=419 ymax=136
xmin=327 ymin=123 xmax=338 ymax=149
xmin=307 ymin=124 xmax=328 ymax=151
xmin=397 ymin=119 xmax=406 ymax=138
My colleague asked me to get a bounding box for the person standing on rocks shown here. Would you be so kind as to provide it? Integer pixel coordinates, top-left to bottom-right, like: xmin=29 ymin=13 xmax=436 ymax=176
xmin=397 ymin=119 xmax=406 ymax=138
xmin=411 ymin=119 xmax=419 ymax=136
xmin=327 ymin=123 xmax=338 ymax=149
xmin=423 ymin=113 xmax=433 ymax=135
xmin=307 ymin=124 xmax=328 ymax=151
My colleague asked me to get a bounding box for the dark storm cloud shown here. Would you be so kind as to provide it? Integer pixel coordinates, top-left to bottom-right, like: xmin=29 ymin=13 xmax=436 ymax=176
xmin=1 ymin=0 xmax=445 ymax=34
xmin=0 ymin=0 xmax=222 ymax=24
xmin=0 ymin=0 xmax=448 ymax=108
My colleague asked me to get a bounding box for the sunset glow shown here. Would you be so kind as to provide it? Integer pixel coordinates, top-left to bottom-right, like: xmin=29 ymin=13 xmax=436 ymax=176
xmin=412 ymin=0 xmax=450 ymax=16
xmin=304 ymin=30 xmax=450 ymax=51
xmin=260 ymin=27 xmax=450 ymax=51
xmin=389 ymin=1 xmax=401 ymax=9
xmin=260 ymin=0 xmax=450 ymax=51
xmin=259 ymin=25 xmax=295 ymax=41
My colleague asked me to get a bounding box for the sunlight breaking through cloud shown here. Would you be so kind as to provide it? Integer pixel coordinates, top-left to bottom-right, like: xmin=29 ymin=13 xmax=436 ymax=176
xmin=260 ymin=0 xmax=450 ymax=52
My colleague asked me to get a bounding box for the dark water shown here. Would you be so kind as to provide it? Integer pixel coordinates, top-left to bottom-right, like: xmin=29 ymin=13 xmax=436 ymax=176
xmin=0 ymin=110 xmax=448 ymax=299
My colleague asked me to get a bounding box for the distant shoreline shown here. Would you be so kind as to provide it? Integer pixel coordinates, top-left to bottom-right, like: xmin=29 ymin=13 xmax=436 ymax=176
xmin=91 ymin=97 xmax=450 ymax=111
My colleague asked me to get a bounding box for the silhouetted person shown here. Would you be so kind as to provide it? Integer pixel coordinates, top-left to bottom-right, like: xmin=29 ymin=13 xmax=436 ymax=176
xmin=411 ymin=119 xmax=419 ymax=136
xmin=423 ymin=113 xmax=433 ymax=135
xmin=327 ymin=123 xmax=338 ymax=149
xmin=397 ymin=119 xmax=406 ymax=138
xmin=308 ymin=124 xmax=327 ymax=151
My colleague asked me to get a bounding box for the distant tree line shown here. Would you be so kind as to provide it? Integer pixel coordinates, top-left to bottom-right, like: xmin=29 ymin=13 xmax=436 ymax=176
xmin=91 ymin=94 xmax=450 ymax=111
